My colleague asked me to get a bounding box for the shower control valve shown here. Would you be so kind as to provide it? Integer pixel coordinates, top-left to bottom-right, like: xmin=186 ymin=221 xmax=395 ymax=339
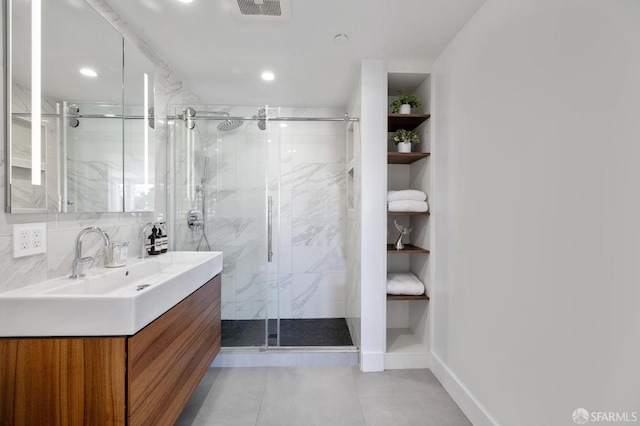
xmin=187 ymin=210 xmax=203 ymax=230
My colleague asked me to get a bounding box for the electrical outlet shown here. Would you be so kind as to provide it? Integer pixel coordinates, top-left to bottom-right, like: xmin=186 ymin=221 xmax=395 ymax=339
xmin=13 ymin=223 xmax=47 ymax=258
xmin=31 ymin=226 xmax=44 ymax=249
xmin=20 ymin=230 xmax=30 ymax=250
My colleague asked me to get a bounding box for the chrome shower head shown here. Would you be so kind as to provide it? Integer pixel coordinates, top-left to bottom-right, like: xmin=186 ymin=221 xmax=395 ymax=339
xmin=217 ymin=119 xmax=243 ymax=132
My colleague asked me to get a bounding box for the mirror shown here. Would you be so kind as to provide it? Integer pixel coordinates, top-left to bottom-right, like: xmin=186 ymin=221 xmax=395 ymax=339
xmin=5 ymin=0 xmax=155 ymax=213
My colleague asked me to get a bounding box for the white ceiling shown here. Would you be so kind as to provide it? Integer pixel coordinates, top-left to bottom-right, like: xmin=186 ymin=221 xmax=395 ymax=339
xmin=104 ymin=0 xmax=485 ymax=108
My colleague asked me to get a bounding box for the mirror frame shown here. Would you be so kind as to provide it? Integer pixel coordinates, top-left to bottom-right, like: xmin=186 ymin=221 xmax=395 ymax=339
xmin=4 ymin=0 xmax=12 ymax=213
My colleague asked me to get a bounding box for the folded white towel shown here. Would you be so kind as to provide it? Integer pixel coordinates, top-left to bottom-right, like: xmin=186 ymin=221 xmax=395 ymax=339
xmin=387 ymin=272 xmax=426 ymax=296
xmin=388 ymin=200 xmax=429 ymax=212
xmin=388 ymin=190 xmax=427 ymax=202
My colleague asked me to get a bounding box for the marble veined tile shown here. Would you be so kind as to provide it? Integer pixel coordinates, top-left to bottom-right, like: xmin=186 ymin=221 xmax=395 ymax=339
xmin=234 ymin=245 xmax=271 ymax=276
xmin=292 ymin=218 xmax=345 ymax=247
xmin=235 ymin=301 xmax=267 ymax=320
xmin=290 ymin=163 xmax=346 ymax=191
xmin=209 ymin=218 xmax=258 ymax=246
xmin=235 ymin=273 xmax=268 ymax=302
xmin=291 ymin=246 xmax=346 ymax=274
xmin=267 ymin=274 xmax=292 ymax=319
xmin=291 ymin=190 xmax=345 ymax=220
xmin=215 ymin=245 xmax=248 ymax=275
xmin=0 ymin=236 xmax=48 ymax=292
xmin=291 ymin=135 xmax=346 ymax=164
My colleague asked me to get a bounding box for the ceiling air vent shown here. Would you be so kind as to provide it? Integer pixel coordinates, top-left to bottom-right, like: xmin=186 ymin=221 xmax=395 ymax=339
xmin=230 ymin=0 xmax=291 ymax=21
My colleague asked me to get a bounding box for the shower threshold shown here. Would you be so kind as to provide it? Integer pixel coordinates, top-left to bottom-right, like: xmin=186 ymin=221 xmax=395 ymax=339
xmin=215 ymin=319 xmax=358 ymax=367
xmin=222 ymin=318 xmax=354 ymax=347
xmin=213 ymin=345 xmax=359 ymax=368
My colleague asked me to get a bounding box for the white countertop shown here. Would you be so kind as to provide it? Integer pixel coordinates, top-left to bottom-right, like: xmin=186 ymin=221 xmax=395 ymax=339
xmin=0 ymin=251 xmax=223 ymax=337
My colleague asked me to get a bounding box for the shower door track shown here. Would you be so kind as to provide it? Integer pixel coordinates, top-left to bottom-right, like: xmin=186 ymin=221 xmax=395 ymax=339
xmin=12 ymin=112 xmax=150 ymax=119
xmin=220 ymin=346 xmax=359 ymax=353
xmin=166 ymin=115 xmax=360 ymax=122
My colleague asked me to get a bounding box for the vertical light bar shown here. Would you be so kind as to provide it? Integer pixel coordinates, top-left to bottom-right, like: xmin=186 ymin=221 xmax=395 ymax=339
xmin=143 ymin=72 xmax=149 ymax=192
xmin=31 ymin=0 xmax=42 ymax=185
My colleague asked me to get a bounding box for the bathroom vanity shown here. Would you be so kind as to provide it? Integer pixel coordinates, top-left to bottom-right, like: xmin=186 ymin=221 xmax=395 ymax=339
xmin=0 ymin=252 xmax=222 ymax=426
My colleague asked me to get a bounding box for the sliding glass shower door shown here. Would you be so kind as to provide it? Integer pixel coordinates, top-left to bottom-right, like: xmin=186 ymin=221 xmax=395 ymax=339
xmin=170 ymin=105 xmax=357 ymax=348
xmin=170 ymin=105 xmax=280 ymax=347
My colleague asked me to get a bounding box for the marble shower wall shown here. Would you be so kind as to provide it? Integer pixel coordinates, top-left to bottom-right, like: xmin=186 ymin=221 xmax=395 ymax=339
xmin=0 ymin=2 xmax=199 ymax=292
xmin=171 ymin=106 xmax=349 ymax=320
xmin=278 ymin=108 xmax=348 ymax=320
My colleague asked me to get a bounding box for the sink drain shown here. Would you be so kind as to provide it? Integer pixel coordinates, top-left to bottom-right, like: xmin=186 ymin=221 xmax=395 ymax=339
xmin=136 ymin=284 xmax=151 ymax=291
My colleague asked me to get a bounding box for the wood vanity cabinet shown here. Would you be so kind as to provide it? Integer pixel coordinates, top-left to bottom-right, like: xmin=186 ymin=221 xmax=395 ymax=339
xmin=0 ymin=274 xmax=221 ymax=426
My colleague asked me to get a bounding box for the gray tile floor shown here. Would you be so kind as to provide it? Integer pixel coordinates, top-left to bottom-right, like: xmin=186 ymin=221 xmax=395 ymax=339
xmin=175 ymin=367 xmax=471 ymax=426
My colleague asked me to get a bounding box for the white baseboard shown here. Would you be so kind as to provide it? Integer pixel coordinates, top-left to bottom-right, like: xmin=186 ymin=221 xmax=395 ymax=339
xmin=430 ymin=352 xmax=498 ymax=426
xmin=385 ymin=352 xmax=429 ymax=369
xmin=360 ymin=350 xmax=385 ymax=372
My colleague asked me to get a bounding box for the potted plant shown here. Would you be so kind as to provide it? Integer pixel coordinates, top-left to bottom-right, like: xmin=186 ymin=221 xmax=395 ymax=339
xmin=390 ymin=91 xmax=422 ymax=114
xmin=393 ymin=129 xmax=420 ymax=152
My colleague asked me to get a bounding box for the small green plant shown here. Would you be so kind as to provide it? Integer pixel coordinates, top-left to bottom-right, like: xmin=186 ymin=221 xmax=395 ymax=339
xmin=393 ymin=129 xmax=420 ymax=145
xmin=390 ymin=91 xmax=422 ymax=113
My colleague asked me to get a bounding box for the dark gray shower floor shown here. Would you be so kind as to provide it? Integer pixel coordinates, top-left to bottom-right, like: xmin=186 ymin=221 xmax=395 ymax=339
xmin=221 ymin=318 xmax=354 ymax=347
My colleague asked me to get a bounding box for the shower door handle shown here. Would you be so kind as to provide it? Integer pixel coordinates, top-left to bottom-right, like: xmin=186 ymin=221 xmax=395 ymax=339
xmin=267 ymin=196 xmax=273 ymax=262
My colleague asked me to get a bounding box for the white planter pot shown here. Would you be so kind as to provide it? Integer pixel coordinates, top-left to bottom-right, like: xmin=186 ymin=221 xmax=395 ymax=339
xmin=397 ymin=142 xmax=412 ymax=153
xmin=399 ymin=104 xmax=411 ymax=114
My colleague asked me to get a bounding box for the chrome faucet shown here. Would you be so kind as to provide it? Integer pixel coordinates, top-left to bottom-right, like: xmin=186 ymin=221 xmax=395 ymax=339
xmin=70 ymin=227 xmax=110 ymax=279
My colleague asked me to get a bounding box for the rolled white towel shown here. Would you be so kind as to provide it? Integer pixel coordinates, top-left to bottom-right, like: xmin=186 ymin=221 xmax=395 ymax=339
xmin=388 ymin=200 xmax=429 ymax=212
xmin=388 ymin=190 xmax=426 ymax=202
xmin=387 ymin=272 xmax=425 ymax=296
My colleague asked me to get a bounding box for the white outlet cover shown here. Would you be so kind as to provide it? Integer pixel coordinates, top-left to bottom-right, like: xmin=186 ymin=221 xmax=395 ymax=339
xmin=13 ymin=223 xmax=47 ymax=258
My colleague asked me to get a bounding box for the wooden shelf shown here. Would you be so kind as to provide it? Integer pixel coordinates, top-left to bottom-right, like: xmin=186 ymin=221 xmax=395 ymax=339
xmin=388 ymin=152 xmax=430 ymax=164
xmin=388 ymin=113 xmax=431 ymax=132
xmin=387 ymin=294 xmax=430 ymax=301
xmin=387 ymin=244 xmax=429 ymax=253
xmin=388 ymin=211 xmax=429 ymax=216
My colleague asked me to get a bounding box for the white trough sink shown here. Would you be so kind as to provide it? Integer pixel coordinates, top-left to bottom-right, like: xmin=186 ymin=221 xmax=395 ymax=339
xmin=0 ymin=251 xmax=223 ymax=337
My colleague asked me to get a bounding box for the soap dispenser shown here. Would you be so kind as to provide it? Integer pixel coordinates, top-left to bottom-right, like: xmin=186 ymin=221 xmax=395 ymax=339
xmin=159 ymin=222 xmax=168 ymax=253
xmin=148 ymin=226 xmax=159 ymax=256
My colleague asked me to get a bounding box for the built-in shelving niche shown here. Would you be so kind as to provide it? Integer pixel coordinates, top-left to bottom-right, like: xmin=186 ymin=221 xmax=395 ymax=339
xmin=385 ymin=71 xmax=432 ymax=369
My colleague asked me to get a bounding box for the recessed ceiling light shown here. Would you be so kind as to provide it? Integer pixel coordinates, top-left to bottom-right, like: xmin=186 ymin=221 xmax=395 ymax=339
xmin=79 ymin=68 xmax=98 ymax=77
xmin=334 ymin=34 xmax=349 ymax=44
xmin=280 ymin=123 xmax=287 ymax=128
xmin=261 ymin=71 xmax=275 ymax=81
xmin=177 ymin=0 xmax=193 ymax=3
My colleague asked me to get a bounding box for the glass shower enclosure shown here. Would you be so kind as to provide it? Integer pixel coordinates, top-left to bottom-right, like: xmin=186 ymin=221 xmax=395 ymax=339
xmin=168 ymin=105 xmax=355 ymax=348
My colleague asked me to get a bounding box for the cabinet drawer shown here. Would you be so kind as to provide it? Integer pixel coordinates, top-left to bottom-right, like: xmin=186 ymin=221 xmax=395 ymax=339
xmin=0 ymin=337 xmax=126 ymax=426
xmin=127 ymin=274 xmax=221 ymax=426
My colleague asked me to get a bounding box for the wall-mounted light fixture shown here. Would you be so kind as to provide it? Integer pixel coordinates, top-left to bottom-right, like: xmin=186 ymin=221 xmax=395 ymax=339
xmin=31 ymin=0 xmax=41 ymax=185
xmin=143 ymin=72 xmax=149 ymax=193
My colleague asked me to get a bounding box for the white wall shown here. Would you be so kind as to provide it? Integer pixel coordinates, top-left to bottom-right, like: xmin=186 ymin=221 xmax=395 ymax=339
xmin=432 ymin=1 xmax=640 ymax=424
xmin=359 ymin=60 xmax=388 ymax=372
